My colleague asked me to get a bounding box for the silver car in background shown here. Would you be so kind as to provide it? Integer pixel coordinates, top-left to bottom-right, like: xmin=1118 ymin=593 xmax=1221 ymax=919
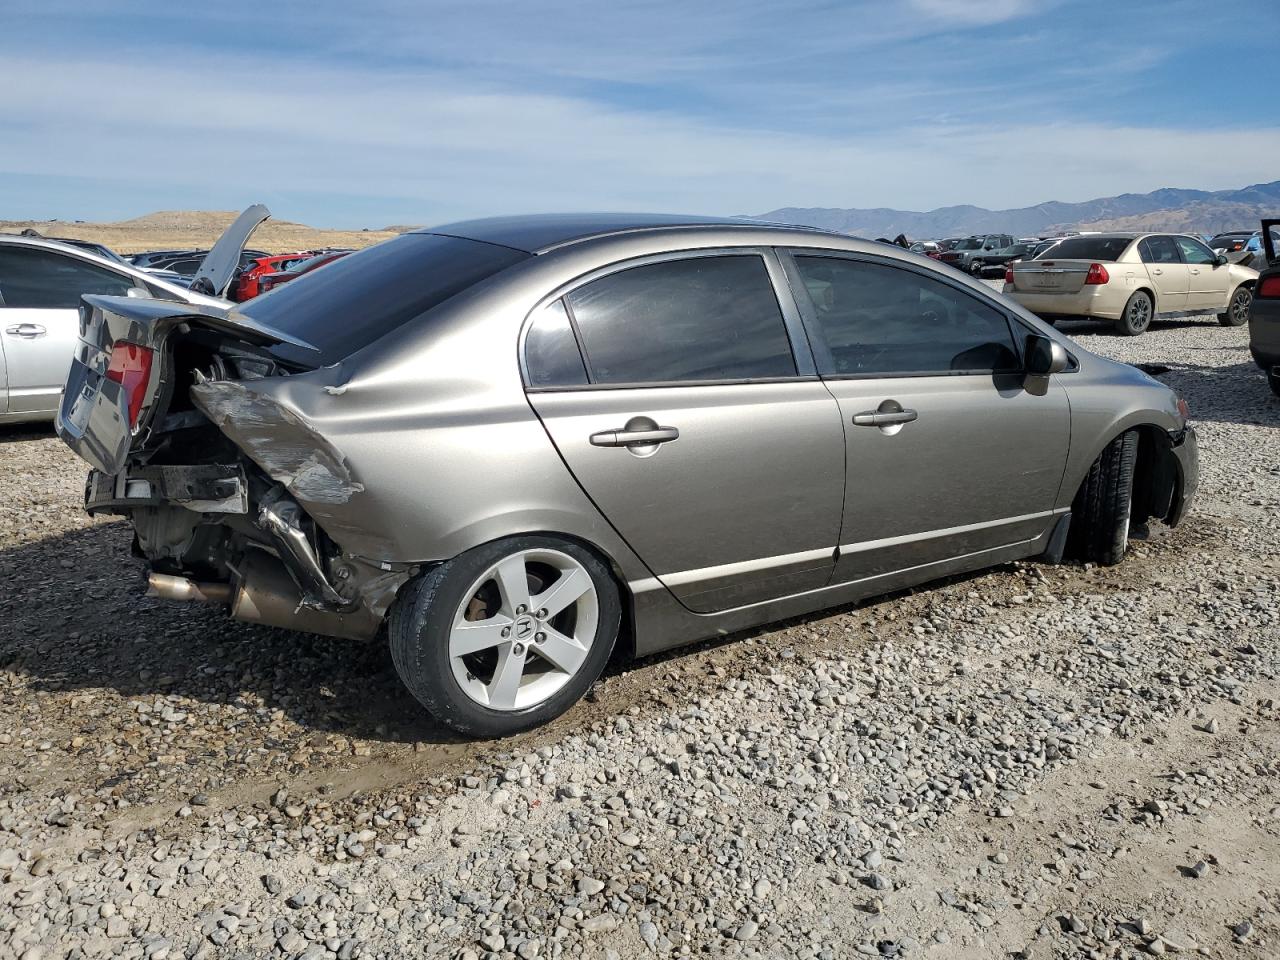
xmin=0 ymin=205 xmax=268 ymax=422
xmin=55 ymin=214 xmax=1198 ymax=737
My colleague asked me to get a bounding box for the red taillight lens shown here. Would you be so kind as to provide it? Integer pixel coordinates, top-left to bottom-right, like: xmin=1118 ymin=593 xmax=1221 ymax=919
xmin=105 ymin=342 xmax=154 ymax=428
xmin=1004 ymin=267 xmax=1015 ymax=285
xmin=1085 ymin=263 xmax=1110 ymax=285
xmin=1258 ymin=276 xmax=1280 ymax=298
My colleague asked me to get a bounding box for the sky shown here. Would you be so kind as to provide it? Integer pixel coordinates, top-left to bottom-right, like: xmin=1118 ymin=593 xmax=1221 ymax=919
xmin=0 ymin=0 xmax=1276 ymax=228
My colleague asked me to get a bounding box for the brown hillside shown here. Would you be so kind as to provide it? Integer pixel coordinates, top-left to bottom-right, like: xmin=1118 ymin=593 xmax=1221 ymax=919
xmin=0 ymin=210 xmax=407 ymax=255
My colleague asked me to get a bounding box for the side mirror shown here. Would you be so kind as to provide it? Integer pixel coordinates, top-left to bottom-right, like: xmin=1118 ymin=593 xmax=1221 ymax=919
xmin=1025 ymin=333 xmax=1068 ymax=377
xmin=1214 ymin=254 xmax=1228 ymax=267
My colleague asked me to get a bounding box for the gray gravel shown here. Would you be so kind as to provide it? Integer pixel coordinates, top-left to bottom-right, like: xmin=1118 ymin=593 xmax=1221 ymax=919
xmin=1 ymin=315 xmax=1278 ymax=959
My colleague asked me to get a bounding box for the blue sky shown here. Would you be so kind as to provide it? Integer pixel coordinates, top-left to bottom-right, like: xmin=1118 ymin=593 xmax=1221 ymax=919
xmin=1 ymin=0 xmax=1276 ymax=228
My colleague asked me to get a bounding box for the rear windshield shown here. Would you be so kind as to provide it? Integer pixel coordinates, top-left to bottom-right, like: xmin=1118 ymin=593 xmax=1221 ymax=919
xmin=241 ymin=233 xmax=528 ymax=365
xmin=1041 ymin=237 xmax=1132 ymax=261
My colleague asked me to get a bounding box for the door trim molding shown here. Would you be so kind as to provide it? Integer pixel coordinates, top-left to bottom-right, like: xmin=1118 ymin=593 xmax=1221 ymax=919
xmin=839 ymin=508 xmax=1067 ymax=555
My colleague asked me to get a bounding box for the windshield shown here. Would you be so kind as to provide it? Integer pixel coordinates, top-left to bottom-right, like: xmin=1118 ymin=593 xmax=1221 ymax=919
xmin=953 ymin=238 xmax=983 ymax=250
xmin=1041 ymin=236 xmax=1132 ymax=261
xmin=240 ymin=233 xmax=529 ymax=365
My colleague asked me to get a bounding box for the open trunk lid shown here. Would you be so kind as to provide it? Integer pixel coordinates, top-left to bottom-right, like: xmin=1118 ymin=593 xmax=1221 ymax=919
xmin=1008 ymin=259 xmax=1092 ymax=293
xmin=56 ymin=293 xmax=319 ymax=474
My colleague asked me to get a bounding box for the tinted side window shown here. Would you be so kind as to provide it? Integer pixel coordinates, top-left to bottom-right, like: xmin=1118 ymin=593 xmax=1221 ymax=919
xmin=1139 ymin=236 xmax=1180 ymax=264
xmin=524 ymin=299 xmax=587 ymax=388
xmin=1174 ymin=236 xmax=1215 ymax=265
xmin=565 ymin=255 xmax=796 ymax=384
xmin=0 ymin=247 xmax=134 ymax=308
xmin=793 ymin=256 xmax=1019 ymax=377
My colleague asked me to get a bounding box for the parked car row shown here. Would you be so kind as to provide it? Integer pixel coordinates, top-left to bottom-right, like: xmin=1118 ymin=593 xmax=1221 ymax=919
xmin=1003 ymin=232 xmax=1258 ymax=335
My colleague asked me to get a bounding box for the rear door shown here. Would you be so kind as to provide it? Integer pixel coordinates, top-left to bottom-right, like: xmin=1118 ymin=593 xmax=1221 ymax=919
xmin=0 ymin=246 xmax=135 ymax=415
xmin=783 ymin=251 xmax=1071 ymax=584
xmin=1138 ymin=236 xmax=1189 ymax=312
xmin=524 ymin=250 xmax=846 ymax=613
xmin=1175 ymin=235 xmax=1228 ymax=311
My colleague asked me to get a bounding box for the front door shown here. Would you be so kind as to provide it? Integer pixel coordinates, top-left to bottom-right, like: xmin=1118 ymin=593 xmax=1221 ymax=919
xmin=1175 ymin=235 xmax=1229 ymax=312
xmin=0 ymin=246 xmax=136 ymax=414
xmin=1138 ymin=236 xmax=1189 ymax=313
xmin=783 ymin=251 xmax=1071 ymax=583
xmin=523 ymin=251 xmax=846 ymax=613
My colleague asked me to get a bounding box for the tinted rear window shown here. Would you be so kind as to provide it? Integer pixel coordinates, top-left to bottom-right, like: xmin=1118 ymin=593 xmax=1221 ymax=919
xmin=241 ymin=234 xmax=528 ymax=364
xmin=1043 ymin=237 xmax=1132 ymax=261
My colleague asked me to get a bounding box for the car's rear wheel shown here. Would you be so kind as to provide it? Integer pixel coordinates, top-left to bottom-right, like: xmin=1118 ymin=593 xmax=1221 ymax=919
xmin=1114 ymin=291 xmax=1153 ymax=336
xmin=1217 ymin=285 xmax=1251 ymax=326
xmin=388 ymin=535 xmax=621 ymax=737
xmin=1066 ymin=430 xmax=1138 ymax=566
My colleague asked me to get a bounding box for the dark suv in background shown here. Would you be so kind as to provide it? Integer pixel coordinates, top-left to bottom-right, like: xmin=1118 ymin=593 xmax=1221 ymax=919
xmin=939 ymin=234 xmax=1015 ymax=274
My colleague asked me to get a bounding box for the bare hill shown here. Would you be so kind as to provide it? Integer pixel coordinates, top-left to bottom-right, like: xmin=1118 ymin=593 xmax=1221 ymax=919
xmin=0 ymin=210 xmax=403 ymax=255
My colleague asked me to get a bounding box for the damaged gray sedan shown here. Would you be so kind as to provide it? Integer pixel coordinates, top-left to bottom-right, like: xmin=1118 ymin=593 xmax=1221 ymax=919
xmin=57 ymin=214 xmax=1198 ymax=737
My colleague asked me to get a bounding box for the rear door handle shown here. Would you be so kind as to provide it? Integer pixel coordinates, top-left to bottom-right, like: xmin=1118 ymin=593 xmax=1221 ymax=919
xmin=1189 ymin=268 xmax=1201 ymax=275
xmin=590 ymin=425 xmax=680 ymax=447
xmin=852 ymin=409 xmax=918 ymax=427
xmin=1151 ymin=268 xmax=1163 ymax=275
xmin=5 ymin=323 xmax=46 ymax=338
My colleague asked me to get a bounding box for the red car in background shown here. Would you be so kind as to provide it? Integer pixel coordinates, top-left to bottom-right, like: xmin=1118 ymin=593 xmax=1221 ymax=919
xmin=232 ymin=253 xmax=320 ymax=301
xmin=257 ymin=250 xmax=352 ymax=295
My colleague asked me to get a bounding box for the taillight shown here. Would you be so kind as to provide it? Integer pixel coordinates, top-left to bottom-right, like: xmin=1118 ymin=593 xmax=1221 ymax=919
xmin=1258 ymin=276 xmax=1280 ymax=298
xmin=106 ymin=342 xmax=154 ymax=428
xmin=1004 ymin=267 xmax=1015 ymax=285
xmin=1085 ymin=263 xmax=1110 ymax=285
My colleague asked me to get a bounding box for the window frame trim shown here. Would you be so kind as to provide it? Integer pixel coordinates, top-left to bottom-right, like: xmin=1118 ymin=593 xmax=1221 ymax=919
xmin=517 ymin=246 xmax=818 ymax=391
xmin=777 ymin=246 xmax=1032 ymax=381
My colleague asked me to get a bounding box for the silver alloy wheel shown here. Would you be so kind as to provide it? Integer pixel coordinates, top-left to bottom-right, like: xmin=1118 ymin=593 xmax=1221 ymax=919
xmin=448 ymin=548 xmax=598 ymax=712
xmin=1129 ymin=295 xmax=1151 ymax=330
xmin=1230 ymin=287 xmax=1251 ymax=324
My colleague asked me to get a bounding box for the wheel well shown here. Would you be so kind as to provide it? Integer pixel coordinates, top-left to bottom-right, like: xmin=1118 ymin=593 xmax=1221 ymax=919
xmin=389 ymin=530 xmax=638 ymax=662
xmin=1128 ymin=424 xmax=1176 ymax=523
xmin=1135 ymin=286 xmax=1156 ymax=310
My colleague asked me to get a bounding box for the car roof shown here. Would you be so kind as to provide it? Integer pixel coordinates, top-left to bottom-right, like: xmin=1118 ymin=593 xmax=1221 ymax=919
xmin=413 ymin=212 xmax=831 ymax=254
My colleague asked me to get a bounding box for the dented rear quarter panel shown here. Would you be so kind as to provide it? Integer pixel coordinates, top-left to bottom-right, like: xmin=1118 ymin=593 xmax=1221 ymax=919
xmin=190 ymin=250 xmax=659 ymax=584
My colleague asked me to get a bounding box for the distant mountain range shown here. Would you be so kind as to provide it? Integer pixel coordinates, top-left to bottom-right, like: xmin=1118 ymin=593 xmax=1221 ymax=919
xmin=754 ymin=180 xmax=1280 ymax=239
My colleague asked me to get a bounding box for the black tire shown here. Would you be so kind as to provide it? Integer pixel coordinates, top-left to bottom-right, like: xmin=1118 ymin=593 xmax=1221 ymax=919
xmin=1066 ymin=430 xmax=1139 ymax=566
xmin=1114 ymin=291 xmax=1153 ymax=336
xmin=970 ymin=259 xmax=986 ymax=276
xmin=388 ymin=535 xmax=621 ymax=738
xmin=1217 ymin=285 xmax=1251 ymax=326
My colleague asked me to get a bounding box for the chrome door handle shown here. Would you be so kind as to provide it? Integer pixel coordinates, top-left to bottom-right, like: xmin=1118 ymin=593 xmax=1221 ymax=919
xmin=590 ymin=426 xmax=680 ymax=447
xmin=5 ymin=323 xmax=47 ymax=338
xmin=1189 ymin=268 xmax=1201 ymax=275
xmin=1151 ymin=268 xmax=1163 ymax=275
xmin=852 ymin=409 xmax=918 ymax=427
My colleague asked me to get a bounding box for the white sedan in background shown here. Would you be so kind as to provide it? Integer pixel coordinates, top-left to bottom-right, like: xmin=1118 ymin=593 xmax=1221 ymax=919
xmin=1004 ymin=232 xmax=1257 ymax=335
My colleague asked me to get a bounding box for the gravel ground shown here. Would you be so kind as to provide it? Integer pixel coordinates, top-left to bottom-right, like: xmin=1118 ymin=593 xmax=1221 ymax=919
xmin=1 ymin=315 xmax=1278 ymax=960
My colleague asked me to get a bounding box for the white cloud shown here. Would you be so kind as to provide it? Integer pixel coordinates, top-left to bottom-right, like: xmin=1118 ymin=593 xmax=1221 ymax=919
xmin=0 ymin=49 xmax=1276 ymax=224
xmin=905 ymin=0 xmax=1039 ymax=25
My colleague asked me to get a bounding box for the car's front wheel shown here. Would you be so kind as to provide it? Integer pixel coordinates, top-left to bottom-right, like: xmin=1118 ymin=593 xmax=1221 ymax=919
xmin=1115 ymin=291 xmax=1153 ymax=336
xmin=389 ymin=535 xmax=621 ymax=737
xmin=1218 ymin=285 xmax=1252 ymax=327
xmin=1066 ymin=430 xmax=1138 ymax=566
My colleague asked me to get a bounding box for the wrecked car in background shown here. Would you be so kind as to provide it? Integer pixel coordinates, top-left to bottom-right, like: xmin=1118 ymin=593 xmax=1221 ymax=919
xmin=1247 ymin=219 xmax=1280 ymax=397
xmin=57 ymin=214 xmax=1198 ymax=737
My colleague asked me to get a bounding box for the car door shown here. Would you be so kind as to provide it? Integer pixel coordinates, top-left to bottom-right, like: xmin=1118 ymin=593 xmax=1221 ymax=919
xmin=1175 ymin=235 xmax=1228 ymax=311
xmin=1137 ymin=236 xmax=1189 ymax=313
xmin=0 ymin=246 xmax=136 ymax=415
xmin=523 ymin=250 xmax=846 ymax=613
xmin=781 ymin=250 xmax=1071 ymax=584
